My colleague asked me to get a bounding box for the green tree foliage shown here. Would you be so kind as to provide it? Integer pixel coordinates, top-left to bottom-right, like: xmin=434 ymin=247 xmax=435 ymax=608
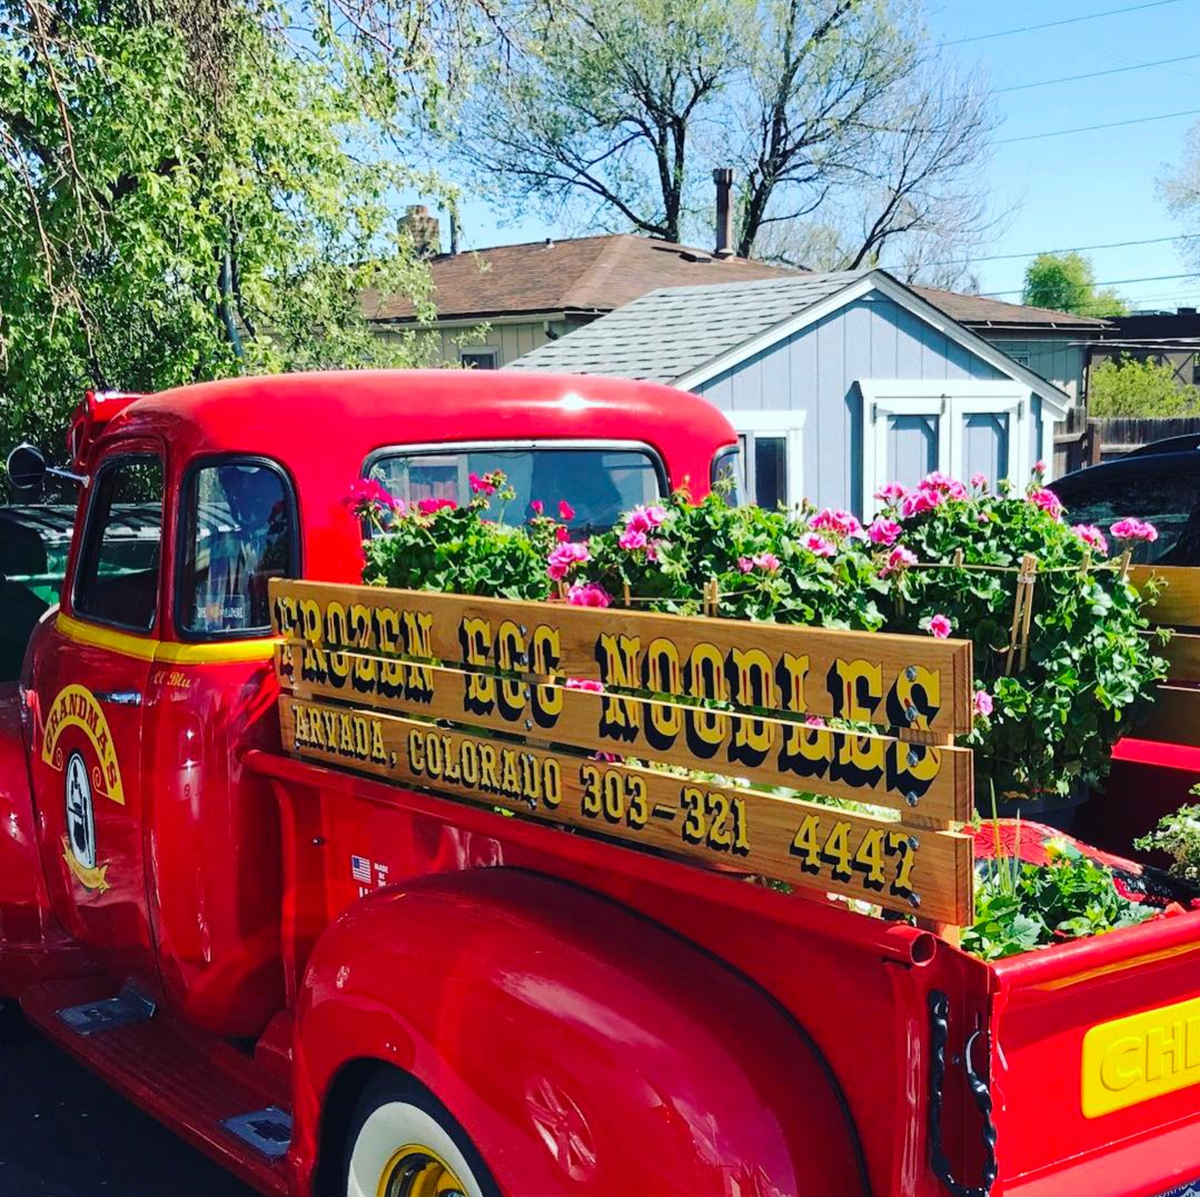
xmin=1089 ymin=354 xmax=1200 ymax=417
xmin=1021 ymin=252 xmax=1128 ymax=318
xmin=457 ymin=0 xmax=996 ymax=267
xmin=0 ymin=0 xmax=468 ymax=462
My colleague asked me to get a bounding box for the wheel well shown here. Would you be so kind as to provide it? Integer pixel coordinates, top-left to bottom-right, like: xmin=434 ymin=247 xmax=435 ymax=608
xmin=312 ymin=1057 xmax=390 ymax=1197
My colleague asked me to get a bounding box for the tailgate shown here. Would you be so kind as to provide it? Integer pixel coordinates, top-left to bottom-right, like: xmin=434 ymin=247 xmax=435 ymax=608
xmin=989 ymin=909 xmax=1200 ymax=1197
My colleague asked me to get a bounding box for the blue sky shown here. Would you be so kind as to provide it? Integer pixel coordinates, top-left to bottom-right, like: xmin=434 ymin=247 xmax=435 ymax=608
xmin=443 ymin=0 xmax=1200 ymax=311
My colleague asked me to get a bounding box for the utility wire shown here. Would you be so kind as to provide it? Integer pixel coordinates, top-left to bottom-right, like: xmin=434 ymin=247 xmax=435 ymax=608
xmin=924 ymin=235 xmax=1184 ymax=269
xmin=998 ymin=107 xmax=1200 ymax=144
xmin=997 ymin=52 xmax=1200 ymax=92
xmin=982 ymin=272 xmax=1199 ymax=298
xmin=946 ymin=0 xmax=1181 ymax=45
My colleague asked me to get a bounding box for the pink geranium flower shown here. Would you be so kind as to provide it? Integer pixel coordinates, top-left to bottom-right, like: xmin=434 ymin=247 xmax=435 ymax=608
xmin=1073 ymin=523 xmax=1109 ymax=554
xmin=970 ymin=472 xmax=987 ymax=491
xmin=529 ymin=499 xmax=544 ymax=515
xmin=805 ymin=714 xmax=826 ymax=728
xmin=626 ymin=504 xmax=667 ymax=533
xmin=565 ymin=677 xmax=604 ymax=692
xmin=618 ymin=528 xmax=649 ymax=551
xmin=974 ymin=689 xmax=994 ymax=717
xmin=345 ymin=479 xmax=399 ymax=514
xmin=554 ymin=525 xmax=570 ymax=542
xmin=468 ymin=472 xmax=495 ymax=496
xmin=874 ymin=481 xmax=908 ymax=505
xmin=567 ymin=582 xmax=611 ymax=608
xmin=1028 ymin=486 xmax=1063 ymax=522
xmin=417 ymin=497 xmax=456 ymax=515
xmin=810 ymin=508 xmax=863 ymax=538
xmin=547 ymin=541 xmax=590 ymax=580
xmin=801 ymin=533 xmax=836 ymax=558
xmin=1111 ymin=517 xmax=1159 ymax=543
xmin=879 ymin=545 xmax=918 ymax=576
xmin=928 ymin=613 xmax=953 ymax=639
xmin=900 ymin=487 xmax=943 ymax=519
xmin=867 ymin=517 xmax=902 ymax=546
xmin=559 ymin=500 xmax=576 ymax=521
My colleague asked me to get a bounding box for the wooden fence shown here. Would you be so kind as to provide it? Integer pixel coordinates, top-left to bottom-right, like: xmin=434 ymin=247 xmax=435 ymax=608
xmin=1054 ymin=412 xmax=1200 ymax=475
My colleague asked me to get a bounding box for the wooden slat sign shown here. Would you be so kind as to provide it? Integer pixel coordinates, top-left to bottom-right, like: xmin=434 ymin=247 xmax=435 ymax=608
xmin=271 ymin=580 xmax=976 ymax=735
xmin=269 ymin=579 xmax=976 ymax=926
xmin=280 ymin=697 xmax=973 ymax=923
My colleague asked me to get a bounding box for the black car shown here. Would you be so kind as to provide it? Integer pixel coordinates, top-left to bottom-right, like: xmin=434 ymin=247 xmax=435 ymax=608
xmin=1049 ymin=435 xmax=1200 ymax=566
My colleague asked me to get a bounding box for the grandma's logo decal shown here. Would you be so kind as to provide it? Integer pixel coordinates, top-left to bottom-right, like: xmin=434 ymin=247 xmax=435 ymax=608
xmin=42 ymin=684 xmax=123 ymax=893
xmin=42 ymin=684 xmax=125 ymax=806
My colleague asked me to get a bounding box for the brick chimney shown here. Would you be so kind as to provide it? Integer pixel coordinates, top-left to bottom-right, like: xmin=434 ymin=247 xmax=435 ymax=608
xmin=399 ymin=204 xmax=441 ymax=257
xmin=713 ymin=168 xmax=734 ymax=258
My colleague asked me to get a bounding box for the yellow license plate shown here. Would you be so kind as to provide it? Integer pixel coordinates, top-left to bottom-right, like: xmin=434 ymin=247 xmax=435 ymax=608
xmin=1082 ymin=993 xmax=1200 ymax=1118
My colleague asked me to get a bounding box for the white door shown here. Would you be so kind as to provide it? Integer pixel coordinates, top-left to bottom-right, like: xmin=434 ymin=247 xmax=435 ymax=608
xmin=728 ymin=411 xmax=807 ymax=511
xmin=860 ymin=382 xmax=1032 ymax=515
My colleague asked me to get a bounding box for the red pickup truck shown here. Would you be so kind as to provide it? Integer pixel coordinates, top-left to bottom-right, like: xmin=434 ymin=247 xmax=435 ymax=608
xmin=1 ymin=371 xmax=1198 ymax=1197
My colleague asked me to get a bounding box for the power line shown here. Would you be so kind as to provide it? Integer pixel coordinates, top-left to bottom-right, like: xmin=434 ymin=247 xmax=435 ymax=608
xmin=982 ymin=271 xmax=1200 ymax=298
xmin=925 ymin=234 xmax=1184 ymax=269
xmin=998 ymin=107 xmax=1200 ymax=144
xmin=997 ymin=52 xmax=1200 ymax=92
xmin=946 ymin=0 xmax=1181 ymax=45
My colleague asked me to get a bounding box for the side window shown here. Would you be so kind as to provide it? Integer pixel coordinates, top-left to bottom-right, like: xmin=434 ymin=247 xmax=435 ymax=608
xmin=74 ymin=456 xmax=165 ymax=632
xmin=711 ymin=445 xmax=745 ymax=505
xmin=178 ymin=460 xmax=296 ymax=637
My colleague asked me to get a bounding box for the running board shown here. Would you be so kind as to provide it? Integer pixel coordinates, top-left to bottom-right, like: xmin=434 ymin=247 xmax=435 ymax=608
xmin=21 ymin=976 xmax=290 ymax=1195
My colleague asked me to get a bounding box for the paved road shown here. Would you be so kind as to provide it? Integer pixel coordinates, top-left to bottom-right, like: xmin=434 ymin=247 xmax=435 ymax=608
xmin=0 ymin=1020 xmax=255 ymax=1197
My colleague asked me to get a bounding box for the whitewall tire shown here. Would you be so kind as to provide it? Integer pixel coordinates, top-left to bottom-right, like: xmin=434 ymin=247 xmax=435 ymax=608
xmin=344 ymin=1075 xmax=498 ymax=1197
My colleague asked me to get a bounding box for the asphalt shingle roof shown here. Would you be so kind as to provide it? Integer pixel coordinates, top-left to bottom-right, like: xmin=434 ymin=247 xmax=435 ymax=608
xmin=507 ymin=271 xmax=865 ymax=382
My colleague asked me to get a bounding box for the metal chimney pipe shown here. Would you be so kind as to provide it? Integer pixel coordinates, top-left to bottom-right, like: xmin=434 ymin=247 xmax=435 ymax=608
xmin=713 ymin=168 xmax=734 ymax=258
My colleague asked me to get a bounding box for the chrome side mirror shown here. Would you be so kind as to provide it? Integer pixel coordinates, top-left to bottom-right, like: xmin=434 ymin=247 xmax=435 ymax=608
xmin=6 ymin=443 xmax=47 ymax=492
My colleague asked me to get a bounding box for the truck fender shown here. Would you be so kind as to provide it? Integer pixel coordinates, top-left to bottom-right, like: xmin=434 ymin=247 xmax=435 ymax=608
xmin=0 ymin=683 xmax=79 ymax=987
xmin=293 ymin=867 xmax=867 ymax=1197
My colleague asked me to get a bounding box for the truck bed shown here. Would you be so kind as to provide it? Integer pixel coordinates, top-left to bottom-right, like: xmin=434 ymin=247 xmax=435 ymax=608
xmin=248 ymin=747 xmax=1200 ymax=1197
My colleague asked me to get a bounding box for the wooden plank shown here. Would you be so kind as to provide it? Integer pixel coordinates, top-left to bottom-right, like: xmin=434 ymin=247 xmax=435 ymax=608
xmin=1156 ymin=633 xmax=1200 ymax=683
xmin=280 ymin=696 xmax=974 ymax=925
xmin=277 ymin=644 xmax=974 ymax=822
xmin=1129 ymin=565 xmax=1200 ymax=628
xmin=269 ymin=579 xmax=975 ymax=735
xmin=1128 ymin=685 xmax=1200 ymax=748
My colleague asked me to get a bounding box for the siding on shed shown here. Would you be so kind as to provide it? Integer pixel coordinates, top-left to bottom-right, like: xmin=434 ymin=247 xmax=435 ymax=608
xmin=693 ymin=295 xmax=1006 ymax=511
xmin=987 ymin=336 xmax=1085 ymax=401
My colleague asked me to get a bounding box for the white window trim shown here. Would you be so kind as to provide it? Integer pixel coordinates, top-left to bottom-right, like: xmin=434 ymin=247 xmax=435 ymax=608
xmin=728 ymin=410 xmax=807 ymax=510
xmin=859 ymin=381 xmax=1032 ymax=515
xmin=460 ymin=347 xmax=500 ymax=369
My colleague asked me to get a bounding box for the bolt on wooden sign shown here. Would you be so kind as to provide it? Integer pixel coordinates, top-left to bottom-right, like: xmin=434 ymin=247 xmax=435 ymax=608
xmin=270 ymin=580 xmax=975 ymax=926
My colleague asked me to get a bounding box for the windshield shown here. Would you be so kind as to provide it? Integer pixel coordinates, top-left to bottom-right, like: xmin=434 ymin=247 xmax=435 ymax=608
xmin=367 ymin=445 xmax=664 ymax=536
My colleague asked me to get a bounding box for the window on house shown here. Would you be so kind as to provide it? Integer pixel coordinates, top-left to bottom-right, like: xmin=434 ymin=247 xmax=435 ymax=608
xmin=74 ymin=456 xmax=164 ymax=632
xmin=177 ymin=460 xmax=297 ymax=636
xmin=461 ymin=348 xmax=499 ymax=370
xmin=726 ymin=412 xmax=807 ymax=510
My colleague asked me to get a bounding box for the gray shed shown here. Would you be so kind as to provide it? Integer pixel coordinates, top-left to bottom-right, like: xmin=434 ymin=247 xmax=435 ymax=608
xmin=508 ymin=269 xmax=1070 ymax=516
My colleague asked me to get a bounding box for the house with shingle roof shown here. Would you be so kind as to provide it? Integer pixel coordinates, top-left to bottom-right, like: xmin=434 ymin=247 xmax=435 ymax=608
xmin=365 ymin=212 xmax=1106 ymax=399
xmin=364 ymin=214 xmax=795 ymax=369
xmin=508 ymin=269 xmax=1072 ymax=517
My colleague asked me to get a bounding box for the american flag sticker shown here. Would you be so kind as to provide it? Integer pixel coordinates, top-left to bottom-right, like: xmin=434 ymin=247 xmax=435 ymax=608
xmin=350 ymin=855 xmax=372 ymax=884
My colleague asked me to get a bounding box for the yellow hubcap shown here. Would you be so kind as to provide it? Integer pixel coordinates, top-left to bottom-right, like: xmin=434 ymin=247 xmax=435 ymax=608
xmin=377 ymin=1145 xmax=467 ymax=1197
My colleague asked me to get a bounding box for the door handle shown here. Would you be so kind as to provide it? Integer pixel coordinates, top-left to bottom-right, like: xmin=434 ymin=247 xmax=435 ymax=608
xmin=94 ymin=690 xmax=142 ymax=707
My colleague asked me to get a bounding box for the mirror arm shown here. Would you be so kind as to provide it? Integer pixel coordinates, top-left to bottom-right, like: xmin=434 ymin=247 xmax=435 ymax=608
xmin=47 ymin=466 xmax=88 ymax=486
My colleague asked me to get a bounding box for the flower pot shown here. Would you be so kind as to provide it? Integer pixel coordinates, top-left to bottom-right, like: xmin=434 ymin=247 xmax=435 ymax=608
xmin=988 ymin=782 xmax=1090 ymax=834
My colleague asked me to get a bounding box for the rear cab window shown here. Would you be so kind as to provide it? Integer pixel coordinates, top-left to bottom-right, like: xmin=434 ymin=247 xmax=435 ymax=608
xmin=366 ymin=442 xmax=665 ymax=535
xmin=73 ymin=456 xmax=165 ymax=632
xmin=176 ymin=458 xmax=297 ymax=638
